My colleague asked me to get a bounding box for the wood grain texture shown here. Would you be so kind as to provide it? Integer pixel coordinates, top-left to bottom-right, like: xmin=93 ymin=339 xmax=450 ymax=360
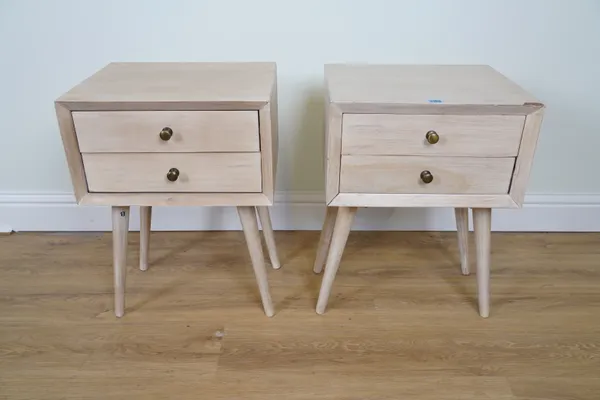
xmin=455 ymin=208 xmax=470 ymax=275
xmin=139 ymin=206 xmax=151 ymax=271
xmin=57 ymin=62 xmax=276 ymax=110
xmin=316 ymin=207 xmax=357 ymax=314
xmin=330 ymin=193 xmax=517 ymax=208
xmin=508 ymin=378 xmax=600 ymax=400
xmin=259 ymin=103 xmax=275 ymax=203
xmin=56 ymin=62 xmax=278 ymax=207
xmin=111 ymin=206 xmax=129 ymax=317
xmin=266 ymin=76 xmax=279 ymax=204
xmin=74 ymin=111 xmax=259 ymax=153
xmin=55 ymin=103 xmax=87 ymax=202
xmin=1 ymin=231 xmax=600 ymax=399
xmin=313 ymin=207 xmax=338 ymax=274
xmin=340 ymin=155 xmax=515 ymax=194
xmin=237 ymin=206 xmax=274 ymax=317
xmin=335 ymin=103 xmax=541 ymax=116
xmin=256 ymin=206 xmax=280 ymax=270
xmin=342 ymin=114 xmax=525 ymax=157
xmin=509 ymin=107 xmax=546 ymax=206
xmin=82 ymin=153 xmax=262 ymax=193
xmin=473 ymin=208 xmax=492 ymax=318
xmin=325 ymin=103 xmax=343 ymax=204
xmin=326 ymin=64 xmax=541 ymax=107
xmin=79 ymin=193 xmax=272 ymax=207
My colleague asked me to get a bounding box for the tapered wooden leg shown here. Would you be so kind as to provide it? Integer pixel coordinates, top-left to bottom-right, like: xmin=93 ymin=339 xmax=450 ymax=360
xmin=139 ymin=206 xmax=151 ymax=271
xmin=473 ymin=208 xmax=491 ymax=318
xmin=238 ymin=206 xmax=275 ymax=317
xmin=455 ymin=208 xmax=470 ymax=276
xmin=256 ymin=206 xmax=280 ymax=270
xmin=313 ymin=207 xmax=338 ymax=274
xmin=112 ymin=206 xmax=130 ymax=318
xmin=316 ymin=207 xmax=357 ymax=315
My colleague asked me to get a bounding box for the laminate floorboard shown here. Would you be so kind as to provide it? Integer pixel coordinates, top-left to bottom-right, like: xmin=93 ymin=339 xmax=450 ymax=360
xmin=1 ymin=231 xmax=599 ymax=399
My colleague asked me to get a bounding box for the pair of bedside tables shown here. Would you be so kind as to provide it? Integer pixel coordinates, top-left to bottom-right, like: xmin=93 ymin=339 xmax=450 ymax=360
xmin=56 ymin=62 xmax=544 ymax=318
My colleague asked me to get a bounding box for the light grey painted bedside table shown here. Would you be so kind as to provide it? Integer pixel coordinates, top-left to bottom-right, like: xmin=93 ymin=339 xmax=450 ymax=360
xmin=56 ymin=62 xmax=280 ymax=317
xmin=314 ymin=64 xmax=544 ymax=317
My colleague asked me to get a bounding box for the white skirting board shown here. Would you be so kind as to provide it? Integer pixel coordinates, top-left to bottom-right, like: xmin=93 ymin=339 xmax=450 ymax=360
xmin=1 ymin=191 xmax=600 ymax=232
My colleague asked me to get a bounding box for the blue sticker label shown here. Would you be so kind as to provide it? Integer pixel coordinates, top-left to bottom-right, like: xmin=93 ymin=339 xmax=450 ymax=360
xmin=428 ymin=99 xmax=443 ymax=103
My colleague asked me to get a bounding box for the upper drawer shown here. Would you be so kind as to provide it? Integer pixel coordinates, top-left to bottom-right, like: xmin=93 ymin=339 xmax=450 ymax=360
xmin=342 ymin=114 xmax=525 ymax=157
xmin=83 ymin=153 xmax=261 ymax=193
xmin=74 ymin=111 xmax=259 ymax=153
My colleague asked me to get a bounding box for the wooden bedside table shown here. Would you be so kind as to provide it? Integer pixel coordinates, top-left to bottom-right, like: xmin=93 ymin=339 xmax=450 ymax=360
xmin=55 ymin=62 xmax=279 ymax=317
xmin=315 ymin=64 xmax=545 ymax=317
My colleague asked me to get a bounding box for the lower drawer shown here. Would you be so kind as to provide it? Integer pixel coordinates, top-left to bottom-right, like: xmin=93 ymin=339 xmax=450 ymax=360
xmin=340 ymin=155 xmax=514 ymax=194
xmin=83 ymin=153 xmax=262 ymax=193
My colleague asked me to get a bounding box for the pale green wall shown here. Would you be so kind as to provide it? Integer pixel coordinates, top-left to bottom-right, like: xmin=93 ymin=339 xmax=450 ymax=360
xmin=1 ymin=0 xmax=598 ymax=194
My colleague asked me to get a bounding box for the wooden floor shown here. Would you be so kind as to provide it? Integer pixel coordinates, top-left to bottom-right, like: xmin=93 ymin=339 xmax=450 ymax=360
xmin=1 ymin=231 xmax=599 ymax=399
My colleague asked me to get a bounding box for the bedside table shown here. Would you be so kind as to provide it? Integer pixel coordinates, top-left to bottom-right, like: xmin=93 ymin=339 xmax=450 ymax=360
xmin=55 ymin=62 xmax=279 ymax=317
xmin=315 ymin=64 xmax=545 ymax=317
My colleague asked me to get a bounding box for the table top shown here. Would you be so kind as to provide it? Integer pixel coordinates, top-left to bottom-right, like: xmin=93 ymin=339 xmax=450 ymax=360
xmin=57 ymin=62 xmax=276 ymax=108
xmin=325 ymin=64 xmax=541 ymax=107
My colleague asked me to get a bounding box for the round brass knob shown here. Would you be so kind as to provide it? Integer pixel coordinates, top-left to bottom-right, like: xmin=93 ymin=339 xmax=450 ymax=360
xmin=420 ymin=170 xmax=433 ymax=184
xmin=166 ymin=168 xmax=180 ymax=182
xmin=426 ymin=130 xmax=439 ymax=144
xmin=159 ymin=127 xmax=173 ymax=141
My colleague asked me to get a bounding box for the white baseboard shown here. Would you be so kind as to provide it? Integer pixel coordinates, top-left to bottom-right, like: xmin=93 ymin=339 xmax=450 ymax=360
xmin=1 ymin=191 xmax=600 ymax=232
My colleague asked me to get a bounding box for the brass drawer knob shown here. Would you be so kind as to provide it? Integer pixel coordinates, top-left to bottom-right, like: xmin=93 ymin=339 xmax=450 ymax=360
xmin=166 ymin=168 xmax=180 ymax=182
xmin=420 ymin=170 xmax=433 ymax=184
xmin=159 ymin=127 xmax=173 ymax=141
xmin=425 ymin=130 xmax=439 ymax=144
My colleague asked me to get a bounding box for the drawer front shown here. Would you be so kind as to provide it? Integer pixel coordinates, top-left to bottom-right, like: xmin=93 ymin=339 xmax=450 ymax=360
xmin=74 ymin=111 xmax=259 ymax=153
xmin=83 ymin=153 xmax=261 ymax=193
xmin=340 ymin=155 xmax=514 ymax=194
xmin=342 ymin=114 xmax=525 ymax=157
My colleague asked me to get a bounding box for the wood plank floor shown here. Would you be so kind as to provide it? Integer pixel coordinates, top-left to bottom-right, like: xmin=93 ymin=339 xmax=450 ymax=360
xmin=1 ymin=231 xmax=599 ymax=399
